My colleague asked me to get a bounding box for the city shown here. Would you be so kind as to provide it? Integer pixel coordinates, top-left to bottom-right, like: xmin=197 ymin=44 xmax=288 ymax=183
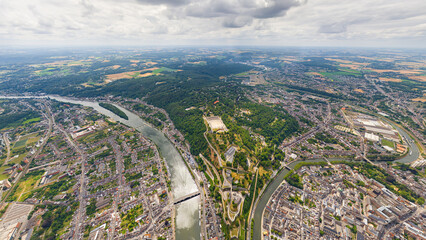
xmin=0 ymin=0 xmax=425 ymax=238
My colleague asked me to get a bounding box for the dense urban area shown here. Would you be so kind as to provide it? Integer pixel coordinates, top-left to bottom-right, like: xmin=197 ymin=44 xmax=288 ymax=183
xmin=0 ymin=47 xmax=425 ymax=240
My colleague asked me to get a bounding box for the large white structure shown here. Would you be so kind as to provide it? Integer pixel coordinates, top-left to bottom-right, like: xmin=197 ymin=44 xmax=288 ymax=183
xmin=204 ymin=116 xmax=228 ymax=132
xmin=365 ymin=132 xmax=379 ymax=142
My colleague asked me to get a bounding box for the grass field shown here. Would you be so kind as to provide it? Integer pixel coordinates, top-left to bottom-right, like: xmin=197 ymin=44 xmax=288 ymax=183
xmin=27 ymin=136 xmax=40 ymax=145
xmin=13 ymin=139 xmax=28 ymax=148
xmin=0 ymin=166 xmax=9 ymax=180
xmin=13 ymin=132 xmax=41 ymax=148
xmin=35 ymin=67 xmax=56 ymax=76
xmin=22 ymin=117 xmax=41 ymax=124
xmin=9 ymin=152 xmax=28 ymax=164
xmin=381 ymin=139 xmax=395 ymax=149
xmin=8 ymin=170 xmax=44 ymax=202
xmin=230 ymin=227 xmax=239 ymax=238
xmin=235 ymin=71 xmax=250 ymax=76
xmin=152 ymin=67 xmax=177 ymax=74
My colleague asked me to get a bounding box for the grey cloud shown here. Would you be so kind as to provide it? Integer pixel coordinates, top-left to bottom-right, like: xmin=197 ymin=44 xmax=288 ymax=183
xmin=184 ymin=1 xmax=237 ymax=18
xmin=2 ymin=0 xmax=425 ymax=47
xmin=385 ymin=9 xmax=425 ymax=20
xmin=318 ymin=23 xmax=347 ymax=34
xmin=317 ymin=16 xmax=370 ymax=34
xmin=136 ymin=0 xmax=189 ymax=6
xmin=187 ymin=0 xmax=303 ymax=19
xmin=252 ymin=0 xmax=301 ymax=19
xmin=21 ymin=26 xmax=52 ymax=35
xmin=33 ymin=29 xmax=52 ymax=34
xmin=81 ymin=0 xmax=96 ymax=17
xmin=150 ymin=25 xmax=169 ymax=34
xmin=138 ymin=0 xmax=304 ymax=28
xmin=222 ymin=16 xmax=252 ymax=28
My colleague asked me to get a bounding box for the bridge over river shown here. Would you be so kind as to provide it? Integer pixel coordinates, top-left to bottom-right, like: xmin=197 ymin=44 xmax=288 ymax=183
xmin=174 ymin=192 xmax=200 ymax=205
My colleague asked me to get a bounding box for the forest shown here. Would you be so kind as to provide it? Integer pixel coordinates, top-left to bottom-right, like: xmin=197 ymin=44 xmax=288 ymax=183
xmin=0 ymin=110 xmax=40 ymax=130
xmin=99 ymin=102 xmax=128 ymax=120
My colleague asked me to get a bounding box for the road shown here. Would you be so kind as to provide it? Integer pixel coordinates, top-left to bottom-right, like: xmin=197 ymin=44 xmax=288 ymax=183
xmin=246 ymin=169 xmax=259 ymax=240
xmin=203 ymin=131 xmax=223 ymax=167
xmin=56 ymin=114 xmax=88 ymax=240
xmin=2 ymin=132 xmax=10 ymax=166
xmin=108 ymin=139 xmax=126 ymax=240
xmin=199 ymin=153 xmax=222 ymax=187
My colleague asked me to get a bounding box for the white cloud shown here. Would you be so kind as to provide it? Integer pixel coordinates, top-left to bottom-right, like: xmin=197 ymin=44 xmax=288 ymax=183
xmin=0 ymin=0 xmax=425 ymax=47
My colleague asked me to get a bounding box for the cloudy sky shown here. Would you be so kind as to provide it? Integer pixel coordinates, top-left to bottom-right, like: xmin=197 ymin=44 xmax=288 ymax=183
xmin=0 ymin=0 xmax=425 ymax=48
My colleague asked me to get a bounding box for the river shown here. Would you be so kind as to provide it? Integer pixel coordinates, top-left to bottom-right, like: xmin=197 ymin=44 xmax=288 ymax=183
xmin=2 ymin=95 xmax=421 ymax=240
xmin=0 ymin=95 xmax=201 ymax=240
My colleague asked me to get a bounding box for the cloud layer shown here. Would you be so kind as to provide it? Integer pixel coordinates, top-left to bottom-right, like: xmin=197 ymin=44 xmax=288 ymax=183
xmin=0 ymin=0 xmax=425 ymax=47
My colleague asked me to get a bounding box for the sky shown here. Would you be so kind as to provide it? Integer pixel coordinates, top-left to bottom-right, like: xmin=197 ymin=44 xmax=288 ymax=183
xmin=0 ymin=0 xmax=425 ymax=48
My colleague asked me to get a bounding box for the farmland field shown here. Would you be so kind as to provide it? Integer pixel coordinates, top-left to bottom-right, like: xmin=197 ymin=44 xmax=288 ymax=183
xmin=320 ymin=71 xmax=362 ymax=77
xmin=152 ymin=67 xmax=177 ymax=74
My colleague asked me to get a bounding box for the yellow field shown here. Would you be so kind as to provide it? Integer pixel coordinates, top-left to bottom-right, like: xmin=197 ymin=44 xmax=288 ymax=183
xmin=139 ymin=72 xmax=155 ymax=78
xmin=397 ymin=61 xmax=426 ymax=68
xmin=369 ymin=68 xmax=422 ymax=74
xmin=379 ymin=77 xmax=402 ymax=82
xmin=307 ymin=72 xmax=323 ymax=76
xmin=408 ymin=75 xmax=426 ymax=82
xmin=325 ymin=58 xmax=352 ymax=64
xmin=144 ymin=61 xmax=157 ymax=66
xmin=411 ymin=98 xmax=426 ymax=102
xmin=105 ymin=67 xmax=160 ymax=83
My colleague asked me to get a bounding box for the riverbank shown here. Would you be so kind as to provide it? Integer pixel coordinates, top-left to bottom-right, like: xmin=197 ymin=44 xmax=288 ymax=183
xmin=0 ymin=95 xmax=202 ymax=240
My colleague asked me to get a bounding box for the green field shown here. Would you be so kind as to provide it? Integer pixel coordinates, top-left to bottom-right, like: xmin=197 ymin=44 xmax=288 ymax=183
xmin=23 ymin=117 xmax=41 ymax=124
xmin=13 ymin=139 xmax=28 ymax=148
xmin=27 ymin=136 xmax=40 ymax=145
xmin=320 ymin=71 xmax=362 ymax=77
xmin=152 ymin=67 xmax=177 ymax=74
xmin=235 ymin=71 xmax=250 ymax=76
xmin=8 ymin=170 xmax=44 ymax=202
xmin=381 ymin=139 xmax=395 ymax=149
xmin=0 ymin=166 xmax=9 ymax=180
xmin=230 ymin=227 xmax=239 ymax=238
xmin=35 ymin=67 xmax=56 ymax=76
xmin=9 ymin=152 xmax=28 ymax=164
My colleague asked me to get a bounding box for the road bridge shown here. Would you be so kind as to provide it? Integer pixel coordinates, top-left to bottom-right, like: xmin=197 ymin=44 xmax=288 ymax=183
xmin=173 ymin=192 xmax=200 ymax=205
